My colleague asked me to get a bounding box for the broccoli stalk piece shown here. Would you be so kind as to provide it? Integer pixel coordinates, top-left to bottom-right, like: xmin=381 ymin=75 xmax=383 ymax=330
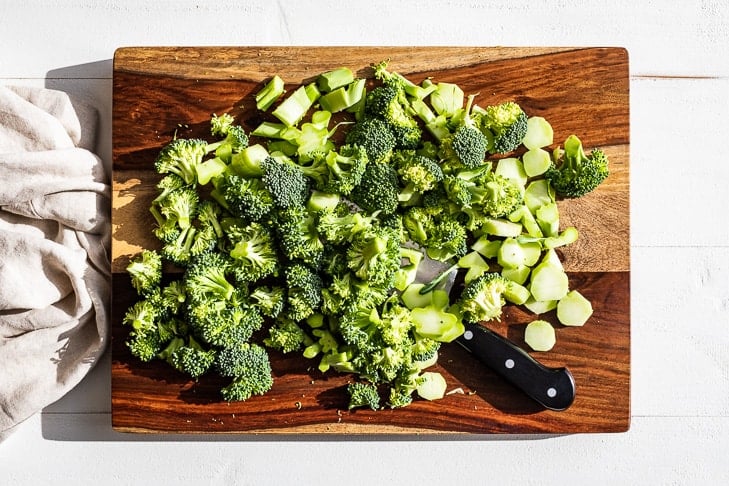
xmin=272 ymin=83 xmax=320 ymax=127
xmin=545 ymin=134 xmax=609 ymax=198
xmin=126 ymin=249 xmax=162 ymax=296
xmin=256 ymin=75 xmax=286 ymax=111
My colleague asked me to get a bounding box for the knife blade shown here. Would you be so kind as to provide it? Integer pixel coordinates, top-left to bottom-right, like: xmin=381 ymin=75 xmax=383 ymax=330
xmin=415 ymin=251 xmax=576 ymax=411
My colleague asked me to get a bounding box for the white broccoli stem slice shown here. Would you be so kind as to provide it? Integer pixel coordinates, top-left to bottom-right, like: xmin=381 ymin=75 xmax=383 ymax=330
xmin=524 ymin=319 xmax=556 ymax=352
xmin=416 ymin=371 xmax=448 ymax=401
xmin=557 ymin=290 xmax=594 ymax=327
xmin=522 ymin=116 xmax=554 ymax=150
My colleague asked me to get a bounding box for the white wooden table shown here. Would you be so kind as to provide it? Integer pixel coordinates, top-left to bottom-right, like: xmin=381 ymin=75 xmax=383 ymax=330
xmin=1 ymin=1 xmax=728 ymax=484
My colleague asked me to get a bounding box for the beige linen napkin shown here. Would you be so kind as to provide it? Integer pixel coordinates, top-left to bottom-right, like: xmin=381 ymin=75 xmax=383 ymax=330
xmin=0 ymin=85 xmax=110 ymax=441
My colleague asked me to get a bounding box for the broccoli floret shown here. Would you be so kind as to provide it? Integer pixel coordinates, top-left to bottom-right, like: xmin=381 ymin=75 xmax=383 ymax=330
xmin=441 ymin=94 xmax=489 ymax=170
xmin=183 ymin=251 xmax=236 ymax=303
xmin=457 ymin=272 xmax=509 ymax=323
xmin=478 ymin=101 xmax=528 ymax=154
xmin=158 ymin=335 xmax=216 ymax=379
xmin=160 ymin=279 xmax=187 ymax=315
xmin=154 ymin=138 xmax=208 ymax=186
xmin=393 ymin=150 xmax=444 ymax=203
xmin=260 ymin=156 xmax=310 ymax=209
xmin=122 ymin=297 xmax=165 ymax=361
xmin=159 ymin=186 xmax=199 ymax=230
xmin=264 ymin=317 xmax=309 ymax=354
xmin=217 ymin=174 xmax=274 ymax=221
xmin=318 ymin=144 xmax=369 ymax=195
xmin=225 ymin=221 xmax=279 ymax=283
xmin=217 ymin=342 xmax=274 ymax=402
xmin=411 ymin=334 xmax=441 ymax=363
xmin=545 ymin=134 xmax=609 ymax=198
xmin=284 ymin=263 xmax=323 ymax=322
xmin=346 ymin=226 xmax=401 ymax=287
xmin=210 ymin=113 xmax=235 ymax=136
xmin=125 ymin=329 xmax=162 ymax=362
xmin=206 ymin=124 xmax=249 ymax=160
xmin=349 ymin=160 xmax=400 ymax=215
xmin=153 ymin=173 xmax=187 ymax=205
xmin=188 ymin=297 xmax=264 ymax=349
xmin=126 ymin=249 xmax=162 ymax=296
xmin=275 ymin=205 xmax=325 ymax=267
xmin=315 ymin=204 xmax=378 ymax=245
xmin=347 ymin=382 xmax=381 ymax=410
xmin=443 ymin=165 xmax=522 ymax=218
xmin=365 ymin=84 xmax=422 ymax=150
xmin=250 ymin=285 xmax=286 ymax=318
xmin=345 ymin=117 xmax=397 ymax=164
xmin=426 ymin=218 xmax=468 ymax=262
xmin=160 ymin=225 xmax=211 ymax=267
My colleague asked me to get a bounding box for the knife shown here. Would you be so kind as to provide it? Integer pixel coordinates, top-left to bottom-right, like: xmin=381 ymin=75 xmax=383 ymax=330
xmin=415 ymin=254 xmax=576 ymax=411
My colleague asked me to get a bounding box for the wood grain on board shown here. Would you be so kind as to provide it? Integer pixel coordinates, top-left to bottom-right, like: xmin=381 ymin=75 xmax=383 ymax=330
xmin=111 ymin=46 xmax=629 ymax=434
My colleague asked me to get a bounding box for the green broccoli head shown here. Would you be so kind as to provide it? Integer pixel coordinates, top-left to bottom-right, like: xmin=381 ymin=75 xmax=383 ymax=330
xmin=347 ymin=381 xmax=381 ymax=410
xmin=457 ymin=272 xmax=509 ymax=323
xmin=159 ymin=186 xmax=199 ymax=230
xmin=345 ymin=117 xmax=397 ymax=164
xmin=348 ymin=160 xmax=400 ymax=215
xmin=315 ymin=204 xmax=377 ymax=245
xmin=260 ymin=156 xmax=310 ymax=209
xmin=264 ymin=317 xmax=309 ymax=354
xmin=159 ymin=335 xmax=216 ymax=379
xmin=154 ymin=138 xmax=208 ymax=185
xmin=479 ymin=101 xmax=528 ymax=154
xmin=393 ymin=150 xmax=444 ymax=203
xmin=346 ymin=226 xmax=401 ymax=287
xmin=545 ymin=134 xmax=609 ymax=198
xmin=125 ymin=329 xmax=162 ymax=362
xmin=226 ymin=221 xmax=280 ymax=283
xmin=219 ymin=174 xmax=274 ymax=221
xmin=275 ymin=205 xmax=325 ymax=268
xmin=250 ymin=285 xmax=286 ymax=319
xmin=218 ymin=342 xmax=274 ymax=402
xmin=210 ymin=113 xmax=236 ymax=136
xmin=284 ymin=263 xmax=323 ymax=322
xmin=365 ymin=84 xmax=422 ymax=149
xmin=183 ymin=251 xmax=236 ymax=303
xmin=126 ymin=249 xmax=162 ymax=296
xmin=318 ymin=144 xmax=369 ymax=195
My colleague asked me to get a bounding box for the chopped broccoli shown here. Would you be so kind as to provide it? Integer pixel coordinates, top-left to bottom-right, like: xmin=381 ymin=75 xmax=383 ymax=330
xmin=545 ymin=134 xmax=609 ymax=198
xmin=457 ymin=272 xmax=509 ymax=323
xmin=153 ymin=173 xmax=187 ymax=205
xmin=256 ymin=75 xmax=286 ymax=112
xmin=318 ymin=144 xmax=369 ymax=195
xmin=443 ymin=165 xmax=523 ymax=218
xmin=344 ymin=117 xmax=397 ymax=164
xmin=347 ymin=382 xmax=381 ymax=410
xmin=159 ymin=186 xmax=199 ymax=230
xmin=477 ymin=101 xmax=528 ymax=154
xmin=210 ymin=113 xmax=235 ymax=137
xmin=364 ymin=83 xmax=422 ymax=149
xmin=264 ymin=317 xmax=309 ymax=354
xmin=275 ymin=205 xmax=325 ymax=267
xmin=261 ymin=156 xmax=310 ymax=209
xmin=154 ymin=138 xmax=208 ymax=186
xmin=159 ymin=335 xmax=216 ymax=379
xmin=439 ymin=94 xmax=488 ymax=169
xmin=217 ymin=342 xmax=274 ymax=402
xmin=224 ymin=221 xmax=280 ymax=283
xmin=284 ymin=262 xmax=323 ymax=322
xmin=348 ymin=160 xmax=400 ymax=215
xmin=216 ymin=174 xmax=274 ymax=221
xmin=183 ymin=251 xmax=236 ymax=303
xmin=250 ymin=285 xmax=286 ymax=318
xmin=315 ymin=204 xmax=378 ymax=245
xmin=346 ymin=226 xmax=401 ymax=287
xmin=126 ymin=249 xmax=162 ymax=296
xmin=393 ymin=150 xmax=444 ymax=203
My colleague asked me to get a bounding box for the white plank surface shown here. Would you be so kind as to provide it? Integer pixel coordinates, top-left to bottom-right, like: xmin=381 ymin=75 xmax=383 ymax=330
xmin=1 ymin=0 xmax=728 ymax=484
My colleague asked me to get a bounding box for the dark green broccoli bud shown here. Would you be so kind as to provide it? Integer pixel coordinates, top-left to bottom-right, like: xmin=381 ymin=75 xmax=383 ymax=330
xmin=346 ymin=227 xmax=401 ymax=287
xmin=250 ymin=285 xmax=286 ymax=318
xmin=217 ymin=174 xmax=274 ymax=221
xmin=347 ymin=382 xmax=381 ymax=410
xmin=218 ymin=342 xmax=274 ymax=402
xmin=393 ymin=150 xmax=444 ymax=203
xmin=349 ymin=161 xmax=400 ymax=215
xmin=478 ymin=101 xmax=528 ymax=154
xmin=126 ymin=249 xmax=162 ymax=296
xmin=260 ymin=156 xmax=310 ymax=209
xmin=154 ymin=138 xmax=207 ymax=185
xmin=439 ymin=94 xmax=488 ymax=169
xmin=183 ymin=251 xmax=236 ymax=303
xmin=159 ymin=186 xmax=199 ymax=230
xmin=345 ymin=117 xmax=397 ymax=164
xmin=275 ymin=205 xmax=325 ymax=268
xmin=544 ymin=134 xmax=609 ymax=198
xmin=364 ymin=84 xmax=421 ymax=150
xmin=284 ymin=263 xmax=323 ymax=322
xmin=457 ymin=272 xmax=509 ymax=323
xmin=264 ymin=317 xmax=309 ymax=354
xmin=225 ymin=221 xmax=279 ymax=283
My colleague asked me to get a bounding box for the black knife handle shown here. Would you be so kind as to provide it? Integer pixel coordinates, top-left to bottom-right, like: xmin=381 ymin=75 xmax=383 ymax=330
xmin=456 ymin=322 xmax=576 ymax=411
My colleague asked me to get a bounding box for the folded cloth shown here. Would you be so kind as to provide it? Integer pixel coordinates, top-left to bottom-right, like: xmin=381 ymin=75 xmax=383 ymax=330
xmin=0 ymin=85 xmax=110 ymax=441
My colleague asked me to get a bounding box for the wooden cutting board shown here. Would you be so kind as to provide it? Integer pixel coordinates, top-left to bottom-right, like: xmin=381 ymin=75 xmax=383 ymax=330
xmin=111 ymin=46 xmax=630 ymax=434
